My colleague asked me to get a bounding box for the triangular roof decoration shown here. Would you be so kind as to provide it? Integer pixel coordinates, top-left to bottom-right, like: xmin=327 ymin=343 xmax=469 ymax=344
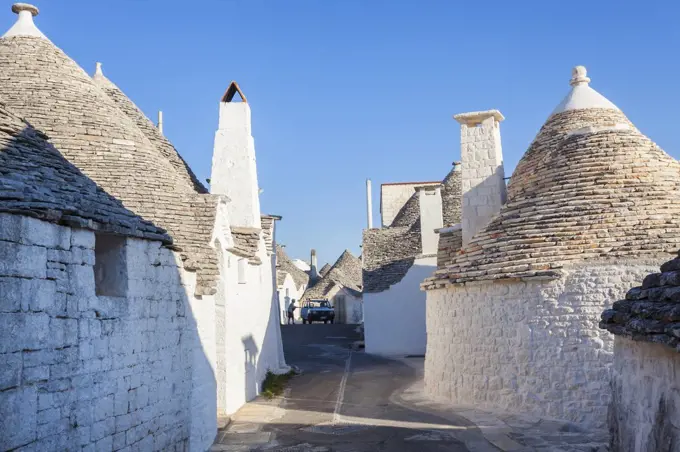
xmin=221 ymin=81 xmax=247 ymax=103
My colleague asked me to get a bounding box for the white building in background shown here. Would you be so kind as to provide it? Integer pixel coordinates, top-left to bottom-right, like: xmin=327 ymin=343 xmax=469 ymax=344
xmin=362 ymin=165 xmax=461 ymax=357
xmin=422 ymin=67 xmax=680 ymax=428
xmin=301 ymin=250 xmax=363 ymax=324
xmin=275 ymin=245 xmax=309 ymax=323
xmin=0 ymin=4 xmax=288 ymax=451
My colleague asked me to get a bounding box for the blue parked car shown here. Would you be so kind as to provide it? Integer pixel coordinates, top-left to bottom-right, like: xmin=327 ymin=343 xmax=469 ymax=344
xmin=301 ymin=299 xmax=335 ymax=324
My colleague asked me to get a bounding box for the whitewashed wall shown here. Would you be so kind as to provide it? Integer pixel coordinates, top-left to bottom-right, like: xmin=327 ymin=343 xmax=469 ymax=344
xmin=0 ymin=213 xmax=217 ymax=452
xmin=277 ymin=273 xmax=304 ymax=324
xmin=218 ymin=237 xmax=288 ymax=415
xmin=609 ymin=338 xmax=680 ymax=451
xmin=364 ymin=256 xmax=436 ymax=356
xmin=425 ymin=262 xmax=659 ymax=428
xmin=325 ymin=286 xmax=363 ymax=324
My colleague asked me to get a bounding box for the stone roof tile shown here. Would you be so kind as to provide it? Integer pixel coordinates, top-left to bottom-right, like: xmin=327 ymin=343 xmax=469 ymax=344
xmin=0 ymin=31 xmax=221 ymax=294
xmin=423 ymin=70 xmax=680 ymax=290
xmin=600 ymin=251 xmax=680 ymax=350
xmin=0 ymin=102 xmax=169 ymax=240
xmin=302 ymin=250 xmax=362 ymax=301
xmin=276 ymin=244 xmax=310 ymax=290
xmin=92 ymin=64 xmax=208 ymax=194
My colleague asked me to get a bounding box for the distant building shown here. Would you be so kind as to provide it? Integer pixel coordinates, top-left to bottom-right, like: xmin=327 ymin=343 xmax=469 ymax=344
xmin=362 ymin=166 xmax=461 ymax=356
xmin=276 ymin=245 xmax=310 ymax=323
xmin=0 ymin=4 xmax=288 ymax=450
xmin=301 ymin=250 xmax=363 ymax=324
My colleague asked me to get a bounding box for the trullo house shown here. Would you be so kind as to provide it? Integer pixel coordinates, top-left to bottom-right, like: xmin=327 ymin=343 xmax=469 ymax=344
xmin=301 ymin=250 xmax=363 ymax=324
xmin=0 ymin=4 xmax=287 ymax=450
xmin=421 ymin=66 xmax=680 ymax=427
xmin=362 ymin=165 xmax=461 ymax=356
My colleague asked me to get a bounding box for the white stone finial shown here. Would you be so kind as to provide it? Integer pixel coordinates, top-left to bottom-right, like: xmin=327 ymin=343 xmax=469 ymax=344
xmin=4 ymin=3 xmax=46 ymax=39
xmin=570 ymin=65 xmax=591 ymax=86
xmin=12 ymin=3 xmax=38 ymax=16
xmin=552 ymin=65 xmax=620 ymax=115
xmin=95 ymin=62 xmax=103 ymax=76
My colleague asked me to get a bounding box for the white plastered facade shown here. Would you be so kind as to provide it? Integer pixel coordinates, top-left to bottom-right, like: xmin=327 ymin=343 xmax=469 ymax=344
xmin=277 ymin=273 xmax=304 ymax=324
xmin=424 ymin=261 xmax=660 ymax=428
xmin=364 ymin=256 xmax=436 ymax=357
xmin=210 ymin=94 xmax=288 ymax=416
xmin=609 ymin=338 xmax=680 ymax=451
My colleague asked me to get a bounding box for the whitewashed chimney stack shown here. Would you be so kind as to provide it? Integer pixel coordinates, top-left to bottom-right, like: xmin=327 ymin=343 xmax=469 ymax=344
xmin=210 ymin=82 xmax=261 ymax=228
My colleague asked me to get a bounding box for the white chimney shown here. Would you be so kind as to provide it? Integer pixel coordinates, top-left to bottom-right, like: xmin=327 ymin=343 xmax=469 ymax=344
xmin=454 ymin=110 xmax=506 ymax=248
xmin=210 ymin=81 xmax=261 ymax=228
xmin=310 ymin=249 xmax=319 ymax=280
xmin=157 ymin=111 xmax=163 ymax=135
xmin=366 ymin=179 xmax=373 ymax=229
xmin=415 ymin=185 xmax=443 ymax=255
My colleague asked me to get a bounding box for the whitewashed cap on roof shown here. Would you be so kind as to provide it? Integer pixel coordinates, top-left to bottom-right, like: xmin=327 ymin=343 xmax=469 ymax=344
xmin=424 ymin=66 xmax=680 ymax=290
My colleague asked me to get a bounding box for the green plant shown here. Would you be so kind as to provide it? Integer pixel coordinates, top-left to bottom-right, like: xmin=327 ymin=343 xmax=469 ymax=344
xmin=261 ymin=369 xmax=297 ymax=399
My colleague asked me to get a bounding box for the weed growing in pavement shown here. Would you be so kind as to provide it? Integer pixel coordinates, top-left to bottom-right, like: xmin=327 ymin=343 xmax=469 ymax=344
xmin=261 ymin=369 xmax=298 ymax=399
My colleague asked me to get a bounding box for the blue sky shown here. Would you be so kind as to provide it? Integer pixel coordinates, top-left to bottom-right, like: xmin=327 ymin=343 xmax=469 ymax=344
xmin=3 ymin=1 xmax=679 ymax=267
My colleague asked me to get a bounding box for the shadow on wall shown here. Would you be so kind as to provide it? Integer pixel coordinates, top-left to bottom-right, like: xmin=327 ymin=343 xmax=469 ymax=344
xmin=242 ymin=334 xmax=260 ymax=402
xmin=0 ymin=126 xmax=217 ymax=450
xmin=461 ymin=164 xmax=507 ymax=237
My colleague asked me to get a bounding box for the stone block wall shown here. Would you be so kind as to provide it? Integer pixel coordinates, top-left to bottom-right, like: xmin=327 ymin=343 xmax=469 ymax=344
xmin=609 ymin=338 xmax=680 ymax=451
xmin=425 ymin=262 xmax=657 ymax=428
xmin=0 ymin=213 xmax=216 ymax=451
xmin=458 ymin=116 xmax=505 ymax=247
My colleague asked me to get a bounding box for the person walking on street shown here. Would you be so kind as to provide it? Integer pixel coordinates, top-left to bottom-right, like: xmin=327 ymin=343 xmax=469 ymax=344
xmin=287 ymin=300 xmax=296 ymax=325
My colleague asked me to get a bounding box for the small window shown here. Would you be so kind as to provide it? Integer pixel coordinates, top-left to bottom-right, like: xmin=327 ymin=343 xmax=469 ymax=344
xmin=94 ymin=234 xmax=127 ymax=297
xmin=285 ymin=288 xmax=290 ymax=297
xmin=237 ymin=258 xmax=247 ymax=284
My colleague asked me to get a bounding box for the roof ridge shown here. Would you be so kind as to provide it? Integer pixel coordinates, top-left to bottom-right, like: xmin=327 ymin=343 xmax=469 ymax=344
xmin=92 ymin=62 xmax=208 ymax=194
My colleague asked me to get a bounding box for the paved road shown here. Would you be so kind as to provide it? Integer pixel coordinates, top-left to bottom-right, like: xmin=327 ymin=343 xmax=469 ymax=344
xmin=213 ymin=324 xmax=498 ymax=451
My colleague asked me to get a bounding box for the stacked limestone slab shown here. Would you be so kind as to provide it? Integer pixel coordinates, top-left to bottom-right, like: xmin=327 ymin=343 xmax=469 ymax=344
xmin=0 ymin=18 xmax=223 ymax=295
xmin=302 ymin=250 xmax=362 ymax=301
xmin=600 ymin=255 xmax=680 ymax=450
xmin=423 ymin=67 xmax=680 ymax=428
xmin=0 ymin=103 xmax=166 ymax=241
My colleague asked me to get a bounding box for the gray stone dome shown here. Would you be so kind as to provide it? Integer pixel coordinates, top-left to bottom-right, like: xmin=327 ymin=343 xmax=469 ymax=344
xmin=424 ymin=69 xmax=680 ymax=289
xmin=0 ymin=11 xmax=220 ymax=294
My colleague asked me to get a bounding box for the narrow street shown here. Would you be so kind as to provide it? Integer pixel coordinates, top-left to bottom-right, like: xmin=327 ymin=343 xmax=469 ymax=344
xmin=213 ymin=324 xmax=486 ymax=451
xmin=212 ymin=324 xmax=608 ymax=452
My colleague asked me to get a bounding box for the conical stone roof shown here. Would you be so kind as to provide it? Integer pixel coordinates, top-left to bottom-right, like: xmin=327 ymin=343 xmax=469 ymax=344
xmin=302 ymin=250 xmax=362 ymax=301
xmin=92 ymin=63 xmax=208 ymax=194
xmin=0 ymin=102 xmax=167 ymax=239
xmin=0 ymin=6 xmax=220 ymax=294
xmin=441 ymin=163 xmax=462 ymax=227
xmin=424 ymin=66 xmax=680 ymax=289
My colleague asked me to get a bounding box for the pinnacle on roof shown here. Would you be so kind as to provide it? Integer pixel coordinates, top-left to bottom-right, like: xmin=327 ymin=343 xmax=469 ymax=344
xmin=551 ymin=66 xmax=620 ymax=115
xmin=221 ymin=81 xmax=247 ymax=103
xmin=3 ymin=3 xmax=46 ymax=39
